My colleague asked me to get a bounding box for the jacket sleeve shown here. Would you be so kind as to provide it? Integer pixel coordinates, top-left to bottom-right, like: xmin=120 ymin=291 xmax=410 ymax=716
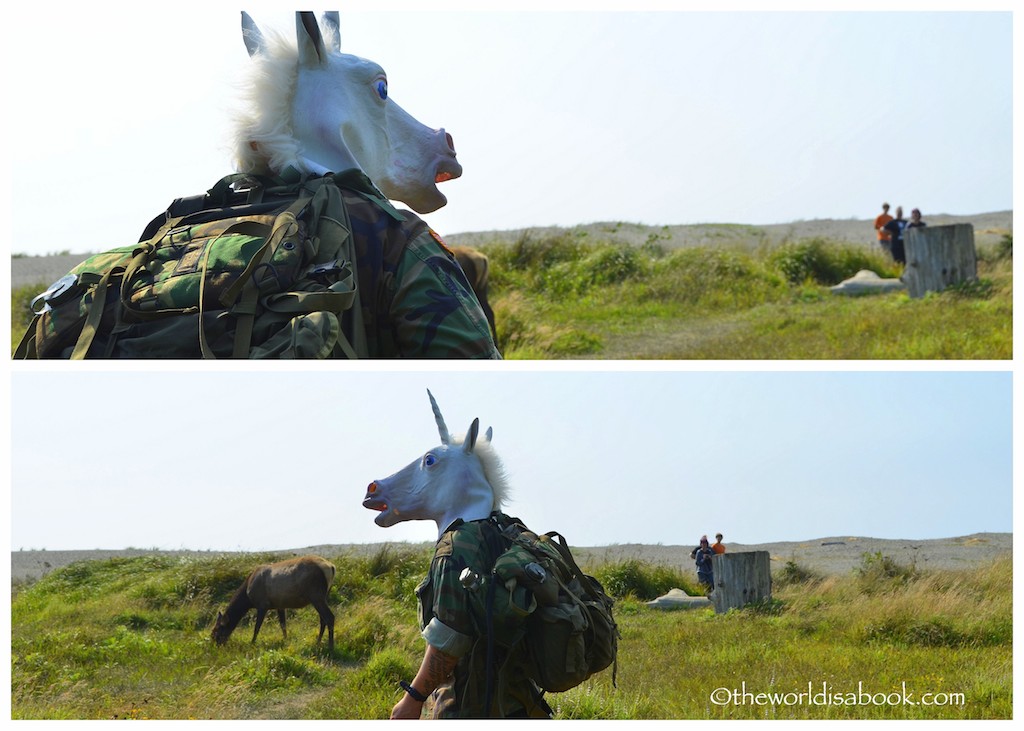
xmin=389 ymin=229 xmax=501 ymax=359
xmin=418 ymin=553 xmax=477 ymax=658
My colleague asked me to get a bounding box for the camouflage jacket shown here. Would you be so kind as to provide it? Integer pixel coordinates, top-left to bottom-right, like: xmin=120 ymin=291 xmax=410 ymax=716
xmin=341 ymin=189 xmax=499 ymax=359
xmin=30 ymin=172 xmax=499 ymax=360
xmin=416 ymin=516 xmax=550 ymax=719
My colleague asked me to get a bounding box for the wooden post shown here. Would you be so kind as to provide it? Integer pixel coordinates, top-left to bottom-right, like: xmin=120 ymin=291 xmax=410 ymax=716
xmin=902 ymin=224 xmax=977 ymax=298
xmin=710 ymin=551 xmax=771 ymax=614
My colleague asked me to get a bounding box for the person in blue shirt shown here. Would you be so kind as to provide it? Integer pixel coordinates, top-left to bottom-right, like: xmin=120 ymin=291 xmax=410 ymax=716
xmin=882 ymin=206 xmax=909 ymax=264
xmin=690 ymin=535 xmax=716 ymax=593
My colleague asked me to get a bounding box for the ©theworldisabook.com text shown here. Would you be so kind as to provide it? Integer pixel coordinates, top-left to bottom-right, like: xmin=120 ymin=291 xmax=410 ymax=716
xmin=710 ymin=681 xmax=965 ymax=709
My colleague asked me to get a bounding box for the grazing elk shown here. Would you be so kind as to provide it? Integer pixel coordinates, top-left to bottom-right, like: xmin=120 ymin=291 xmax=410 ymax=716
xmin=212 ymin=555 xmax=336 ymax=651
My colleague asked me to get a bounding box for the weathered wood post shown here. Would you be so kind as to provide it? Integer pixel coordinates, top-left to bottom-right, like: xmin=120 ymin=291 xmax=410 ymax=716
xmin=710 ymin=551 xmax=771 ymax=614
xmin=902 ymin=224 xmax=977 ymax=298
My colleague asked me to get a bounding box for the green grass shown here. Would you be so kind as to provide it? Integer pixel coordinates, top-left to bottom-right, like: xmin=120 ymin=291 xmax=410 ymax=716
xmin=483 ymin=234 xmax=1012 ymax=359
xmin=10 ymin=234 xmax=1012 ymax=358
xmin=11 ymin=549 xmax=1012 ymax=719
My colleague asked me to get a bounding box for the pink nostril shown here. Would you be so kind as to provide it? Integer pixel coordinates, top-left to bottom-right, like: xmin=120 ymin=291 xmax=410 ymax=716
xmin=445 ymin=132 xmax=455 ymax=153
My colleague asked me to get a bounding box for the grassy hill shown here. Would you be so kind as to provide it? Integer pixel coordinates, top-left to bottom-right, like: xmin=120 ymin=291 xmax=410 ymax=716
xmin=10 ymin=548 xmax=1012 ymax=719
xmin=476 ymin=231 xmax=1012 ymax=359
xmin=11 ymin=221 xmax=1013 ymax=359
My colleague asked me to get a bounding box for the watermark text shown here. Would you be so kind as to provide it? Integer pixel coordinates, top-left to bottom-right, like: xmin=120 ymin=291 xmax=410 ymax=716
xmin=710 ymin=681 xmax=965 ymax=708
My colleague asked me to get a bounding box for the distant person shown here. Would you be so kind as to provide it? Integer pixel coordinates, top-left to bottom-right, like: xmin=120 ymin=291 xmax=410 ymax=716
xmin=874 ymin=202 xmax=894 ymax=258
xmin=882 ymin=206 xmax=908 ymax=264
xmin=712 ymin=533 xmax=726 ymax=554
xmin=690 ymin=535 xmax=715 ymax=593
xmin=907 ymin=208 xmax=927 ymax=229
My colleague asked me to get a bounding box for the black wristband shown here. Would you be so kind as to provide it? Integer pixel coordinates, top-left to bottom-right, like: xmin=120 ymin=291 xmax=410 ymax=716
xmin=400 ymin=680 xmax=428 ymax=702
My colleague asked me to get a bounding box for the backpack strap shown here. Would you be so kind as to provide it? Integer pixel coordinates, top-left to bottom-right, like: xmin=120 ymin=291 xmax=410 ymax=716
xmin=194 ymin=219 xmax=278 ymax=358
xmin=70 ymin=265 xmax=124 ymax=359
xmin=13 ymin=315 xmax=40 ymax=358
xmin=137 ymin=173 xmax=277 ymax=243
xmin=477 ymin=518 xmax=500 ymax=716
xmin=542 ymin=532 xmax=600 ymax=602
xmin=478 ymin=515 xmax=516 ymax=718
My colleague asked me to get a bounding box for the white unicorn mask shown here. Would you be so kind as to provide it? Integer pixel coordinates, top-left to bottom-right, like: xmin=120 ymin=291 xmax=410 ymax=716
xmin=364 ymin=390 xmax=509 ymax=539
xmin=236 ymin=11 xmax=462 ymax=213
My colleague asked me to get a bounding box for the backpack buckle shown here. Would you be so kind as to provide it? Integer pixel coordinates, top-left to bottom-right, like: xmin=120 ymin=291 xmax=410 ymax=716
xmin=305 ymin=259 xmax=350 ymax=282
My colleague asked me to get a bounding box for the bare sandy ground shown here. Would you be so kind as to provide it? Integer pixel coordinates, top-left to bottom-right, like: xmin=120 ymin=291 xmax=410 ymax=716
xmin=11 ymin=212 xmax=1012 ymax=290
xmin=10 ymin=533 xmax=1010 ymax=586
xmin=446 ymin=211 xmax=1012 ymax=255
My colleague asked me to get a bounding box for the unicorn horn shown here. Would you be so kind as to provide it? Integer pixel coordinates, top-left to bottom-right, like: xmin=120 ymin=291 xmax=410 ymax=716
xmin=427 ymin=389 xmax=450 ymax=445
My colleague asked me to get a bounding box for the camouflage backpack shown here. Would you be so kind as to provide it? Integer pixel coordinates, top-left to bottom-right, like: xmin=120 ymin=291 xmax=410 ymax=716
xmin=460 ymin=513 xmax=619 ymax=706
xmin=15 ymin=170 xmax=393 ymax=359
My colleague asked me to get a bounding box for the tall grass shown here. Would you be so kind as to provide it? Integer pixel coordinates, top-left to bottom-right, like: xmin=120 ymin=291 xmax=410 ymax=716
xmin=10 ymin=549 xmax=1011 ymax=719
xmin=482 ymin=234 xmax=1011 ymax=359
xmin=11 ymin=233 xmax=1011 ymax=358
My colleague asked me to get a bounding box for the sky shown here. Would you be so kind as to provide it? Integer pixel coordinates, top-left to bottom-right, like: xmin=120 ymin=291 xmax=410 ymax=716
xmin=8 ymin=369 xmax=1012 ymax=551
xmin=2 ymin=1 xmax=1013 ymax=257
xmin=1 ymin=3 xmax=1018 ymax=553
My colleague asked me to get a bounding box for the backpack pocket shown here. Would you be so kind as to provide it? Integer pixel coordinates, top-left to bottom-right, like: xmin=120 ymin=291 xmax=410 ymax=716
xmin=579 ymin=576 xmax=618 ymax=675
xmin=249 ymin=311 xmax=340 ymax=359
xmin=526 ymin=600 xmax=589 ymax=692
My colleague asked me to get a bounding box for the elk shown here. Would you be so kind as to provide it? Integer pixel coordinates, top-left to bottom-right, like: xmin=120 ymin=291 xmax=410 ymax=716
xmin=211 ymin=555 xmax=336 ymax=651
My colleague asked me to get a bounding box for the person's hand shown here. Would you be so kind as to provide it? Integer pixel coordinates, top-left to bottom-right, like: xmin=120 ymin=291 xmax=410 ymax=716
xmin=390 ymin=695 xmax=424 ymax=720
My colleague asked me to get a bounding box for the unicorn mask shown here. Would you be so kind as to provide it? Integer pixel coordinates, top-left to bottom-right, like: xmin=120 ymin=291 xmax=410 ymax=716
xmin=364 ymin=390 xmax=508 ymax=538
xmin=236 ymin=11 xmax=462 ymax=213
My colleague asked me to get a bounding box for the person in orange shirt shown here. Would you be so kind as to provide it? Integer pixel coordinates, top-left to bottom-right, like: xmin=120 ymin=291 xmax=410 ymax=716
xmin=875 ymin=202 xmax=894 ymax=258
xmin=712 ymin=533 xmax=726 ymax=554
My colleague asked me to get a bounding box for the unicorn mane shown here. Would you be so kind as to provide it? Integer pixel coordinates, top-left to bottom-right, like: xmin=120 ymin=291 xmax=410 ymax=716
xmin=452 ymin=432 xmax=511 ymax=511
xmin=231 ymin=25 xmax=307 ymax=176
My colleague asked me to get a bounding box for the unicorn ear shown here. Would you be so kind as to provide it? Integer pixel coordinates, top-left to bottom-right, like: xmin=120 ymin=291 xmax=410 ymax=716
xmin=321 ymin=11 xmax=341 ymax=53
xmin=464 ymin=418 xmax=480 ymax=454
xmin=241 ymin=12 xmax=266 ymax=57
xmin=296 ymin=11 xmax=329 ymax=66
xmin=485 ymin=427 xmax=493 ymax=443
xmin=427 ymin=389 xmax=450 ymax=445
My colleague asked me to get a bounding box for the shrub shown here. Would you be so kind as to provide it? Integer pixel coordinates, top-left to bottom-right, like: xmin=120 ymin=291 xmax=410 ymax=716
xmin=535 ymin=244 xmax=646 ymax=298
xmin=215 ymin=650 xmax=336 ymax=693
xmin=592 ymin=559 xmax=695 ymax=600
xmin=331 ymin=597 xmax=416 ymax=661
xmin=350 ymin=648 xmax=417 ymax=690
xmin=335 ymin=648 xmax=419 ymax=720
xmin=942 ymin=278 xmax=995 ymax=300
xmin=738 ymin=597 xmax=786 ymax=616
xmin=863 ymin=615 xmax=967 ymax=648
xmin=642 ymin=247 xmax=785 ymax=308
xmin=169 ymin=554 xmax=281 ymax=605
xmin=997 ymin=233 xmax=1012 ymax=259
xmin=856 ymin=551 xmax=917 ymax=594
xmin=332 ymin=545 xmax=430 ymax=608
xmin=774 ymin=559 xmax=822 ymax=588
xmin=491 ymin=291 xmax=603 ymax=358
xmin=767 ymin=238 xmax=895 ymax=285
xmin=493 ymin=231 xmax=591 ymax=272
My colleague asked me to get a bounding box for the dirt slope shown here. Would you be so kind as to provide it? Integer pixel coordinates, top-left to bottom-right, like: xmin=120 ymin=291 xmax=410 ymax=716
xmin=12 ymin=212 xmax=1012 ymax=290
xmin=11 ymin=533 xmax=1010 ymax=585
